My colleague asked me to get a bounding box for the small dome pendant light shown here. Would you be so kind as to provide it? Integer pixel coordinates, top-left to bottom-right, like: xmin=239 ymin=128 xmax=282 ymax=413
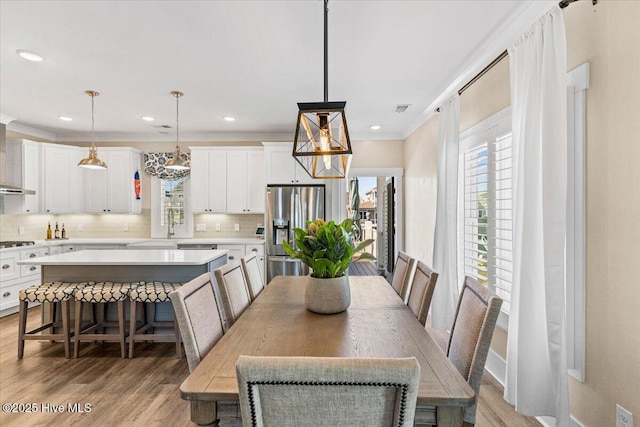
xmin=78 ymin=90 xmax=107 ymax=170
xmin=165 ymin=91 xmax=190 ymax=171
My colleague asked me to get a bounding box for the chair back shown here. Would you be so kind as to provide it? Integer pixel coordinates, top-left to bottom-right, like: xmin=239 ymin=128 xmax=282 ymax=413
xmin=215 ymin=262 xmax=252 ymax=328
xmin=446 ymin=276 xmax=503 ymax=424
xmin=241 ymin=254 xmax=265 ymax=301
xmin=236 ymin=356 xmax=421 ymax=427
xmin=168 ymin=272 xmax=225 ymax=372
xmin=391 ymin=251 xmax=416 ymax=302
xmin=406 ymin=261 xmax=439 ymax=326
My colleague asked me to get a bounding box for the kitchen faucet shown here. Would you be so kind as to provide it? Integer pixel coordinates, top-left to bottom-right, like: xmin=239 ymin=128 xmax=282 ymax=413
xmin=167 ymin=206 xmax=175 ymax=239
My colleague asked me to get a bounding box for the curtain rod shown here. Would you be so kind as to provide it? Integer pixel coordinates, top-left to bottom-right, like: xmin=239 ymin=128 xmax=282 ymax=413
xmin=435 ymin=0 xmax=597 ymax=112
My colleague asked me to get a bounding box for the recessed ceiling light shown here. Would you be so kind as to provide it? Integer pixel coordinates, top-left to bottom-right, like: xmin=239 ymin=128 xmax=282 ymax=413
xmin=223 ymin=116 xmax=236 ymax=122
xmin=140 ymin=115 xmax=155 ymax=122
xmin=57 ymin=115 xmax=73 ymax=122
xmin=16 ymin=49 xmax=43 ymax=62
xmin=370 ymin=125 xmax=381 ymax=130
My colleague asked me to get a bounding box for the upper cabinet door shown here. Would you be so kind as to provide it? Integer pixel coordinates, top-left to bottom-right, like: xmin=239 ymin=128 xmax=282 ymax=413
xmin=208 ymin=151 xmax=227 ymax=213
xmin=43 ymin=145 xmax=79 ymax=214
xmin=189 ymin=151 xmax=210 ymax=213
xmin=246 ymin=150 xmax=265 ymax=212
xmin=266 ymin=146 xmax=297 ymax=184
xmin=226 ymin=151 xmax=248 ymax=213
xmin=83 ymin=149 xmax=141 ymax=214
xmin=4 ymin=139 xmax=42 ymax=214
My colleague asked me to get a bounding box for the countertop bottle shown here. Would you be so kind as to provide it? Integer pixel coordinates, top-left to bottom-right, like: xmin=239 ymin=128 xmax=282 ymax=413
xmin=61 ymin=223 xmax=66 ymax=239
xmin=46 ymin=222 xmax=52 ymax=240
xmin=54 ymin=222 xmax=60 ymax=239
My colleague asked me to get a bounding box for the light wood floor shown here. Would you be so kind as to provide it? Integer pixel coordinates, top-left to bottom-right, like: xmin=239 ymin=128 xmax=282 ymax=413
xmin=0 ymin=307 xmax=540 ymax=427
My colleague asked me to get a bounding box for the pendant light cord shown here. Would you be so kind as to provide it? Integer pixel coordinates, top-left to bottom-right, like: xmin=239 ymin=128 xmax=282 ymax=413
xmin=175 ymin=92 xmax=180 ymax=149
xmin=324 ymin=0 xmax=329 ymax=103
xmin=91 ymin=93 xmax=96 ymax=149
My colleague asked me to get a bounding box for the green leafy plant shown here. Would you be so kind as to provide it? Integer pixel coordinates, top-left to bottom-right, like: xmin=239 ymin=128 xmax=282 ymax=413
xmin=283 ymin=219 xmax=375 ymax=278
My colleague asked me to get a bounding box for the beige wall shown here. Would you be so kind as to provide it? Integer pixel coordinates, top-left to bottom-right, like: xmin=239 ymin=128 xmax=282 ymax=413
xmin=403 ymin=1 xmax=640 ymax=425
xmin=350 ymin=139 xmax=404 ymax=169
xmin=564 ymin=1 xmax=640 ymax=424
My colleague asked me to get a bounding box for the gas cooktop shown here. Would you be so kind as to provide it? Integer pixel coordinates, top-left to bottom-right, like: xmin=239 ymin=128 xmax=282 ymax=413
xmin=0 ymin=241 xmax=36 ymax=249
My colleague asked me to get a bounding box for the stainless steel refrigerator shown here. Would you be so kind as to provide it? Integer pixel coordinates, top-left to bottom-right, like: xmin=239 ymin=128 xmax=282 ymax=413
xmin=266 ymin=184 xmax=325 ymax=282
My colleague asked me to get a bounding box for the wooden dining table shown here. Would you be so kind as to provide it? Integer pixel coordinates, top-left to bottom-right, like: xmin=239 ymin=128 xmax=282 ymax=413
xmin=179 ymin=275 xmax=475 ymax=426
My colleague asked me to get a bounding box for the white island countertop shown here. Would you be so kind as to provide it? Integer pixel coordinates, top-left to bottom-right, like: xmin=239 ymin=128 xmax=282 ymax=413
xmin=17 ymin=249 xmax=228 ymax=266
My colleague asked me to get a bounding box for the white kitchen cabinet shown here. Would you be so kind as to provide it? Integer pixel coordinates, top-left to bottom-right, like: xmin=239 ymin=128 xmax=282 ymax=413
xmin=217 ymin=244 xmax=245 ymax=264
xmin=226 ymin=148 xmax=265 ymax=213
xmin=4 ymin=139 xmax=42 ymax=214
xmin=83 ymin=148 xmax=142 ymax=213
xmin=263 ymin=143 xmax=317 ymax=185
xmin=42 ymin=143 xmax=81 ymax=214
xmin=0 ymin=246 xmax=50 ymax=316
xmin=190 ymin=148 xmax=227 ymax=213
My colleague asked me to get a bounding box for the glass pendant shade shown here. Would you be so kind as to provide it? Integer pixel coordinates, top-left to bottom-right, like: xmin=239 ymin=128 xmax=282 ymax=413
xmin=78 ymin=90 xmax=107 ymax=169
xmin=293 ymin=102 xmax=352 ymax=179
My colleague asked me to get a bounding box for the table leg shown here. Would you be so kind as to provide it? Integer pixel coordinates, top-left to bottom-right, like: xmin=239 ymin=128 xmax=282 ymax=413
xmin=190 ymin=400 xmax=218 ymax=426
xmin=436 ymin=406 xmax=464 ymax=427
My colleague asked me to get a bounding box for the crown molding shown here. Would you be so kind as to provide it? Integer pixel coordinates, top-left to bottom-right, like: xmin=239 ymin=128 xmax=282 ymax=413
xmin=6 ymin=121 xmax=57 ymax=141
xmin=0 ymin=114 xmax=17 ymax=125
xmin=404 ymin=0 xmax=556 ymax=138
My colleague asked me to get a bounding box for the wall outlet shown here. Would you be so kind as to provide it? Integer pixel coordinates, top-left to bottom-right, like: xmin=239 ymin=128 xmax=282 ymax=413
xmin=196 ymin=223 xmax=207 ymax=232
xmin=18 ymin=226 xmax=25 ymax=235
xmin=234 ymin=224 xmax=240 ymax=231
xmin=78 ymin=224 xmax=84 ymax=232
xmin=617 ymin=404 xmax=633 ymax=427
xmin=215 ymin=223 xmax=221 ymax=232
xmin=123 ymin=223 xmax=129 ymax=232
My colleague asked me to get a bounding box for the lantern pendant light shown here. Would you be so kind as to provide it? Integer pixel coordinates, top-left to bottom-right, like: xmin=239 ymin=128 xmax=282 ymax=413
xmin=292 ymin=0 xmax=352 ymax=179
xmin=78 ymin=90 xmax=107 ymax=170
xmin=165 ymin=90 xmax=190 ymax=171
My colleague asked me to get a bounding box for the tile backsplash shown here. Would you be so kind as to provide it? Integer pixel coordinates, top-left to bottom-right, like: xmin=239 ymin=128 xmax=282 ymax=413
xmin=0 ymin=211 xmax=264 ymax=241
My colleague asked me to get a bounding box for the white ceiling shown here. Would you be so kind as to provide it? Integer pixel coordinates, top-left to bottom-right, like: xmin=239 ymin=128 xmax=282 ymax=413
xmin=0 ymin=0 xmax=532 ymax=142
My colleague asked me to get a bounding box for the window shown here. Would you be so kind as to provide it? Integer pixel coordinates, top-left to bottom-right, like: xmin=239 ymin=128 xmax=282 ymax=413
xmin=460 ymin=108 xmax=513 ymax=316
xmin=151 ymin=176 xmax=193 ymax=238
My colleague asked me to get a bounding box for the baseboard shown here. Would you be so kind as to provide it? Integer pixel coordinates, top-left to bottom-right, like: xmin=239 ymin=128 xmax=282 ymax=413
xmin=485 ymin=350 xmax=586 ymax=427
xmin=485 ymin=348 xmax=506 ymax=387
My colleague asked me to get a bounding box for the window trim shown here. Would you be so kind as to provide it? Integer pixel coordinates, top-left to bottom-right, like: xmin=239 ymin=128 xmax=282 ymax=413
xmin=566 ymin=62 xmax=589 ymax=383
xmin=458 ymin=107 xmax=513 ymax=331
xmin=151 ymin=175 xmax=193 ymax=239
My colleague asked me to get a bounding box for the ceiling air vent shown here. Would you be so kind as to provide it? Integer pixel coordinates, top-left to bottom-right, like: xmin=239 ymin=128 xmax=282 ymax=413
xmin=393 ymin=104 xmax=411 ymax=113
xmin=153 ymin=124 xmax=172 ymax=129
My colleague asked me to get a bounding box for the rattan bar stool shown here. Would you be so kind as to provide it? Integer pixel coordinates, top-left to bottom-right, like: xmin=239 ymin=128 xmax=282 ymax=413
xmin=73 ymin=281 xmax=138 ymax=358
xmin=18 ymin=282 xmax=89 ymax=359
xmin=128 ymin=281 xmax=183 ymax=359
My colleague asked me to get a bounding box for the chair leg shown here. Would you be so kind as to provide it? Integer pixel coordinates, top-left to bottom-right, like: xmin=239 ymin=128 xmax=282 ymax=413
xmin=62 ymin=300 xmax=70 ymax=359
xmin=49 ymin=301 xmax=56 ymax=343
xmin=173 ymin=310 xmax=182 ymax=358
xmin=147 ymin=303 xmax=156 ymax=342
xmin=74 ymin=300 xmax=82 ymax=358
xmin=118 ymin=301 xmax=127 ymax=358
xmin=129 ymin=300 xmax=137 ymax=359
xmin=17 ymin=300 xmax=28 ymax=359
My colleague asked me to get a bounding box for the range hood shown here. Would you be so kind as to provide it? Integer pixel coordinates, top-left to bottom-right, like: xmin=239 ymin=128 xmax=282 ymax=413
xmin=0 ymin=122 xmax=36 ymax=195
xmin=0 ymin=184 xmax=36 ymax=195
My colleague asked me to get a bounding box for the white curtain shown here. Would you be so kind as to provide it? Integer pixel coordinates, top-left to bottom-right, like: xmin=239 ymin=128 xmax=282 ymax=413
xmin=431 ymin=94 xmax=460 ymax=330
xmin=505 ymin=6 xmax=569 ymax=425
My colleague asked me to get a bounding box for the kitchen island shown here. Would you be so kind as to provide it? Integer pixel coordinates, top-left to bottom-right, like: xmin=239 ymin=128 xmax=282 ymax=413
xmin=18 ymin=249 xmax=229 ymax=283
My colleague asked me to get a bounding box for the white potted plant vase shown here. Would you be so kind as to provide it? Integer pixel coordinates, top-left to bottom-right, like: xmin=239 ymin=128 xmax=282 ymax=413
xmin=304 ymin=275 xmax=351 ymax=314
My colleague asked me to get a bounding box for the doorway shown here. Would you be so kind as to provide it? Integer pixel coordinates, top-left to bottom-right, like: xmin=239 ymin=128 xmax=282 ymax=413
xmin=345 ymin=168 xmax=403 ymax=280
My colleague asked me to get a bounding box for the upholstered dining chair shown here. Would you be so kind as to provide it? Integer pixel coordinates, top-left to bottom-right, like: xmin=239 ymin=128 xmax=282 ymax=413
xmin=215 ymin=262 xmax=252 ymax=329
xmin=406 ymin=261 xmax=439 ymax=326
xmin=416 ymin=276 xmax=503 ymax=427
xmin=236 ymin=356 xmax=421 ymax=427
xmin=391 ymin=251 xmax=417 ymax=303
xmin=168 ymin=272 xmax=225 ymax=372
xmin=241 ymin=254 xmax=265 ymax=301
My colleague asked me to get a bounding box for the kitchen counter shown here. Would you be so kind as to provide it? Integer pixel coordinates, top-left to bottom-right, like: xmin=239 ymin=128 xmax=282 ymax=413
xmin=17 ymin=249 xmax=229 ymax=284
xmin=18 ymin=249 xmax=228 ymax=266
